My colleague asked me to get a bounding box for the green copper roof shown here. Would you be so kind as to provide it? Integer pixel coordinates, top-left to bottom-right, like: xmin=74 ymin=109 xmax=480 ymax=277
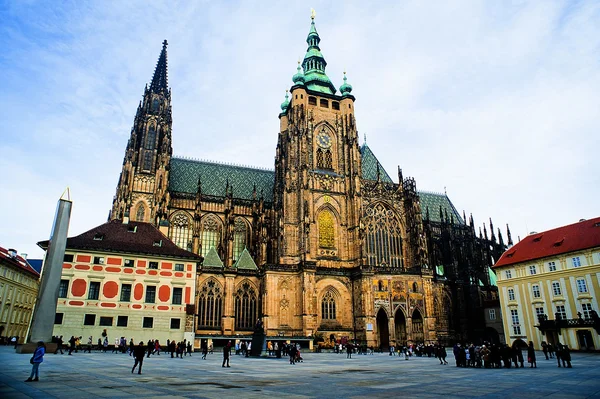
xmin=301 ymin=19 xmax=336 ymax=95
xmin=202 ymin=247 xmax=223 ymax=268
xmin=488 ymin=267 xmax=497 ymax=286
xmin=360 ymin=144 xmax=393 ymax=183
xmin=233 ymin=248 xmax=258 ymax=270
xmin=169 ymin=157 xmax=274 ymax=202
xmin=419 ymin=191 xmax=464 ymax=224
xmin=340 ymin=72 xmax=353 ymax=96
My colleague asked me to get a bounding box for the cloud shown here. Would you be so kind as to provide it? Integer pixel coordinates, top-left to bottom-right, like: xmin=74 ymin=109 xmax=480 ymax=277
xmin=0 ymin=0 xmax=598 ymax=258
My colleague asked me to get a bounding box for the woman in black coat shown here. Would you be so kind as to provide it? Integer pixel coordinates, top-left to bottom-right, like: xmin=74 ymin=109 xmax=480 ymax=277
xmin=527 ymin=341 xmax=537 ymax=368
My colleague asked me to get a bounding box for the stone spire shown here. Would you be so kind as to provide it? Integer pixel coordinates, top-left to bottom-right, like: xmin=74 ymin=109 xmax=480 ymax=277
xmin=150 ymin=40 xmax=169 ymax=92
xmin=301 ymin=12 xmax=336 ymax=94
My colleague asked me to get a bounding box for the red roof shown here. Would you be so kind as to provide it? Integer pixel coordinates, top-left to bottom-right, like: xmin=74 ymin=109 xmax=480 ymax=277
xmin=0 ymin=246 xmax=40 ymax=278
xmin=494 ymin=217 xmax=600 ymax=268
xmin=37 ymin=220 xmax=201 ymax=260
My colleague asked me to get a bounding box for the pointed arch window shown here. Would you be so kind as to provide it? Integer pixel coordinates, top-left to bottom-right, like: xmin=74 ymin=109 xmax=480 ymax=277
xmin=197 ymin=279 xmax=222 ymax=329
xmin=142 ymin=152 xmax=153 ymax=171
xmin=234 ymin=282 xmax=257 ymax=330
xmin=135 ymin=203 xmax=146 ymax=222
xmin=233 ymin=217 xmax=249 ymax=261
xmin=169 ymin=213 xmax=192 ymax=252
xmin=363 ymin=203 xmax=403 ymax=268
xmin=316 ymin=148 xmax=333 ymax=170
xmin=145 ymin=126 xmax=156 ymax=150
xmin=321 ymin=290 xmax=336 ymax=320
xmin=201 ymin=215 xmax=221 ymax=257
xmin=318 ymin=209 xmax=335 ymax=249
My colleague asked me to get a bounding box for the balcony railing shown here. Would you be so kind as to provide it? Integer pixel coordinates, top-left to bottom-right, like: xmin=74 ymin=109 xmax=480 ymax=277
xmin=536 ymin=312 xmax=600 ymax=335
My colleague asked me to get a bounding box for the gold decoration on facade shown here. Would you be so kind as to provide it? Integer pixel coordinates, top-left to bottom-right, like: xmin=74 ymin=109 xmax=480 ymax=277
xmin=318 ymin=209 xmax=335 ymax=249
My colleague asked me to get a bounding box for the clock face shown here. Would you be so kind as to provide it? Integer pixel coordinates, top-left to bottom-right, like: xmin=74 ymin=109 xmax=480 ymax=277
xmin=317 ymin=131 xmax=332 ymax=149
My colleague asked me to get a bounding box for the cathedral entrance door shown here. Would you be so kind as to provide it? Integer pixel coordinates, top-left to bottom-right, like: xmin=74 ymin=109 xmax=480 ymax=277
xmin=394 ymin=309 xmax=407 ymax=346
xmin=376 ymin=308 xmax=390 ymax=351
xmin=411 ymin=309 xmax=424 ymax=344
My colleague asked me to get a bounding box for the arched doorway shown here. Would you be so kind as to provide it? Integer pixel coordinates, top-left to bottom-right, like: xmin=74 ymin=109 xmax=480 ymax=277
xmin=483 ymin=327 xmax=500 ymax=345
xmin=412 ymin=309 xmax=424 ymax=343
xmin=395 ymin=308 xmax=407 ymax=346
xmin=376 ymin=308 xmax=390 ymax=351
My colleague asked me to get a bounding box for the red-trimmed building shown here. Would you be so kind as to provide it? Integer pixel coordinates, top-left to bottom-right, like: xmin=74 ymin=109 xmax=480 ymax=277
xmin=494 ymin=217 xmax=600 ymax=350
xmin=0 ymin=246 xmax=40 ymax=343
xmin=38 ymin=219 xmax=200 ymax=345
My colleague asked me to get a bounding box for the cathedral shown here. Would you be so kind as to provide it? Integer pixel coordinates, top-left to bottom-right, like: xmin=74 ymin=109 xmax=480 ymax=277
xmin=110 ymin=15 xmax=509 ymax=348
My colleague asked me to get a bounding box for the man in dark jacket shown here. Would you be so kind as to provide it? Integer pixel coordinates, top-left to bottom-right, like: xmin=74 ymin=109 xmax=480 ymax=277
xmin=222 ymin=341 xmax=231 ymax=367
xmin=132 ymin=342 xmax=146 ymax=374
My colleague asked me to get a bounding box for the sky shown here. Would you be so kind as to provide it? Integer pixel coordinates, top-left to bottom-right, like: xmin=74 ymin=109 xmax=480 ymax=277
xmin=1 ymin=0 xmax=599 ymax=260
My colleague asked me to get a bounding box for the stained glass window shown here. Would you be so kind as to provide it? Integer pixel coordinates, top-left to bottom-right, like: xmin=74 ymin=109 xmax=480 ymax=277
xmin=197 ymin=279 xmax=222 ymax=328
xmin=146 ymin=126 xmax=156 ymax=150
xmin=363 ymin=203 xmax=403 ymax=268
xmin=318 ymin=210 xmax=335 ymax=248
xmin=143 ymin=151 xmax=153 ymax=171
xmin=234 ymin=282 xmax=257 ymax=330
xmin=169 ymin=212 xmax=192 ymax=251
xmin=233 ymin=217 xmax=248 ymax=261
xmin=321 ymin=290 xmax=336 ymax=320
xmin=135 ymin=203 xmax=146 ymax=222
xmin=201 ymin=214 xmax=221 ymax=257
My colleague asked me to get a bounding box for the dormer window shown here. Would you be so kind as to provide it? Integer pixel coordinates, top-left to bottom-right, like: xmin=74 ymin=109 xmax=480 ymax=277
xmin=153 ymin=240 xmax=162 ymax=247
xmin=127 ymin=225 xmax=137 ymax=233
xmin=93 ymin=233 xmax=104 ymax=241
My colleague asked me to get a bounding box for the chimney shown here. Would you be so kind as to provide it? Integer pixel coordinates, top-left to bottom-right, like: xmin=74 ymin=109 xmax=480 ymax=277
xmin=8 ymin=248 xmax=17 ymax=258
xmin=123 ymin=210 xmax=130 ymax=225
xmin=20 ymin=253 xmax=27 ymax=260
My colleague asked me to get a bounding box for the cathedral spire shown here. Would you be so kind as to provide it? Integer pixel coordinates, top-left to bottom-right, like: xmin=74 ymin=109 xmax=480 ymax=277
xmin=150 ymin=40 xmax=169 ymax=92
xmin=301 ymin=11 xmax=336 ymax=94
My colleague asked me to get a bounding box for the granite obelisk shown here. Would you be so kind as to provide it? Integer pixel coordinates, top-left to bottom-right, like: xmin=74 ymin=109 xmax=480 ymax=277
xmin=28 ymin=188 xmax=72 ymax=343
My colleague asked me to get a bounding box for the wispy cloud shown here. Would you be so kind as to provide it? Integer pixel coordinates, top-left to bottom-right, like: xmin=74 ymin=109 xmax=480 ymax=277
xmin=1 ymin=0 xmax=598 ymax=257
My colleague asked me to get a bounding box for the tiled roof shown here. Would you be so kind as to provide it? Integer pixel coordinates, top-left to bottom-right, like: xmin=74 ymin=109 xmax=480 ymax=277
xmin=169 ymin=157 xmax=274 ymax=202
xmin=233 ymin=248 xmax=258 ymax=270
xmin=37 ymin=220 xmax=201 ymax=260
xmin=420 ymin=191 xmax=464 ymax=225
xmin=202 ymin=247 xmax=223 ymax=268
xmin=0 ymin=246 xmax=40 ymax=278
xmin=359 ymin=144 xmax=393 ymax=183
xmin=494 ymin=217 xmax=600 ymax=268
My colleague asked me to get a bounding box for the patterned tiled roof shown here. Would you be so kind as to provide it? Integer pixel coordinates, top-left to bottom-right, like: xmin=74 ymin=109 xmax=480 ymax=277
xmin=202 ymin=247 xmax=223 ymax=268
xmin=234 ymin=248 xmax=258 ymax=270
xmin=0 ymin=246 xmax=40 ymax=278
xmin=37 ymin=220 xmax=201 ymax=260
xmin=169 ymin=157 xmax=274 ymax=202
xmin=360 ymin=144 xmax=393 ymax=183
xmin=419 ymin=191 xmax=464 ymax=225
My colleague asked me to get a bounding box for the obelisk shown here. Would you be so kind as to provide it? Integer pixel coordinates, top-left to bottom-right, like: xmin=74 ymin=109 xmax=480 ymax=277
xmin=28 ymin=188 xmax=72 ymax=344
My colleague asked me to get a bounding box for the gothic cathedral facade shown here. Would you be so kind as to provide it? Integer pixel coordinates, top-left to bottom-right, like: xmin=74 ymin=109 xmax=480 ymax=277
xmin=111 ymin=17 xmax=508 ymax=348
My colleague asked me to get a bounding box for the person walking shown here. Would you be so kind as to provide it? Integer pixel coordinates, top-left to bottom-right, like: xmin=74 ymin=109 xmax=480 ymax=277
xmin=68 ymin=336 xmax=76 ymax=355
xmin=289 ymin=342 xmax=297 ymax=364
xmin=187 ymin=342 xmax=192 ymax=356
xmin=556 ymin=343 xmax=563 ymax=367
xmin=561 ymin=345 xmax=572 ymax=368
xmin=222 ymin=341 xmax=231 ymax=367
xmin=132 ymin=342 xmax=145 ymax=374
xmin=128 ymin=338 xmax=134 ymax=356
xmin=202 ymin=343 xmax=208 ymax=360
xmin=541 ymin=341 xmax=549 ymax=360
xmin=346 ymin=342 xmax=353 ymax=359
xmin=54 ymin=336 xmax=64 ymax=354
xmin=527 ymin=341 xmax=537 ymax=368
xmin=25 ymin=341 xmax=45 ymax=382
xmin=85 ymin=336 xmax=93 ymax=353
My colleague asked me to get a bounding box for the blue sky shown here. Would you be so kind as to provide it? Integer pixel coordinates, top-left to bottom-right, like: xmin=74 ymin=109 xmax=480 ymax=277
xmin=1 ymin=0 xmax=599 ymax=259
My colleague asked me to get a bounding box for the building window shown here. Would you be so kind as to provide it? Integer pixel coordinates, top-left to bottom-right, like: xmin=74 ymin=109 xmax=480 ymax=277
xmin=143 ymin=151 xmax=153 ymax=171
xmin=548 ymin=261 xmax=556 ymax=271
xmin=234 ymin=282 xmax=257 ymax=330
xmin=200 ymin=214 xmax=221 ymax=258
xmin=63 ymin=254 xmax=74 ymax=262
xmin=120 ymin=284 xmax=132 ymax=302
xmin=555 ymin=305 xmax=567 ymax=320
xmin=582 ymin=303 xmax=593 ymax=319
xmin=197 ymin=279 xmax=223 ymax=328
xmin=363 ymin=203 xmax=403 ymax=268
xmin=576 ymin=278 xmax=588 ymax=293
xmin=148 ymin=262 xmax=158 ymax=270
xmin=332 ymin=101 xmax=340 ymax=110
xmin=54 ymin=313 xmax=64 ymax=325
xmin=84 ymin=314 xmax=96 ymax=326
xmin=505 ymin=270 xmax=512 ymax=279
xmin=145 ymin=286 xmax=156 ymax=303
xmin=507 ymin=288 xmax=515 ymax=301
xmin=529 ymin=265 xmax=537 ymax=275
xmin=175 ymin=263 xmax=184 ymax=271
xmin=308 ymin=96 xmax=317 ymax=105
xmin=135 ymin=204 xmax=146 ymax=222
xmin=172 ymin=287 xmax=183 ymax=305
xmin=233 ymin=217 xmax=248 ymax=261
xmin=572 ymin=257 xmax=581 ymax=267
xmin=146 ymin=126 xmax=156 ymax=150
xmin=532 ymin=285 xmax=541 ymax=298
xmin=169 ymin=212 xmax=193 ymax=252
xmin=124 ymin=259 xmax=135 ymax=267
xmin=93 ymin=257 xmax=105 ymax=265
xmin=318 ymin=210 xmax=336 ymax=249
xmin=535 ymin=306 xmax=545 ymax=321
xmin=99 ymin=317 xmax=113 ymax=326
xmin=59 ymin=280 xmax=69 ymax=298
xmin=117 ymin=316 xmax=128 ymax=327
xmin=320 ymin=98 xmax=329 ymax=108
xmin=88 ymin=282 xmax=100 ymax=300
xmin=488 ymin=309 xmax=496 ymax=320
xmin=170 ymin=318 xmax=181 ymax=329
xmin=143 ymin=317 xmax=153 ymax=328
xmin=552 ymin=281 xmax=562 ymax=296
xmin=510 ymin=309 xmax=521 ymax=335
xmin=321 ymin=290 xmax=337 ymax=320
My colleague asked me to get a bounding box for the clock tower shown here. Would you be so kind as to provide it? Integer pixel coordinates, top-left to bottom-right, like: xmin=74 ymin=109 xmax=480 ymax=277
xmin=274 ymin=15 xmax=362 ymax=269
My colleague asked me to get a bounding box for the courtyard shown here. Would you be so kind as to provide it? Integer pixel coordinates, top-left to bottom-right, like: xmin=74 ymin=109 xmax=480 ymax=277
xmin=1 ymin=347 xmax=600 ymax=398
